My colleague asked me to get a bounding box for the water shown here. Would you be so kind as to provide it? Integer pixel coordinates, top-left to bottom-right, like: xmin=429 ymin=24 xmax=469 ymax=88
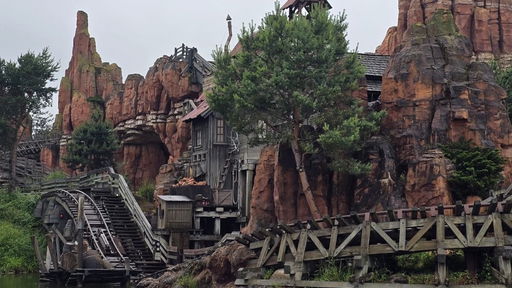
xmin=0 ymin=274 xmax=134 ymax=288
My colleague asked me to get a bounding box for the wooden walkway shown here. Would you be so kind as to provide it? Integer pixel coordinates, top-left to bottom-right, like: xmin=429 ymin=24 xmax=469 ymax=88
xmin=236 ymin=199 xmax=512 ymax=287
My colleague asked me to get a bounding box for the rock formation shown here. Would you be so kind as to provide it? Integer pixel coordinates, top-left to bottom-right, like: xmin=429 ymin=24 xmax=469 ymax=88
xmin=42 ymin=11 xmax=199 ymax=188
xmin=380 ymin=10 xmax=512 ymax=207
xmin=137 ymin=242 xmax=255 ymax=288
xmin=377 ymin=0 xmax=512 ymax=63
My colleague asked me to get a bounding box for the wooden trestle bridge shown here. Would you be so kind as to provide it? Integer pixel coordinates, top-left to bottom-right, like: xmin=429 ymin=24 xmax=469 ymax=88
xmin=235 ymin=192 xmax=512 ymax=287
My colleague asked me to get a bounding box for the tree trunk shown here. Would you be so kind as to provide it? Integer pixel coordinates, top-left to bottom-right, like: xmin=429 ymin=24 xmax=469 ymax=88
xmin=290 ymin=115 xmax=322 ymax=220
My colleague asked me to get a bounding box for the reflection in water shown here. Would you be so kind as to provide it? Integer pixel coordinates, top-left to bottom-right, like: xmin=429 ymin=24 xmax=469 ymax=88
xmin=0 ymin=274 xmax=134 ymax=288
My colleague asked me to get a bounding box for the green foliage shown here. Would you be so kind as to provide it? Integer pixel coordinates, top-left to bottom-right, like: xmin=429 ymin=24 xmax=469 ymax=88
xmin=479 ymin=254 xmax=498 ymax=283
xmin=176 ymin=274 xmax=198 ymax=288
xmin=0 ymin=48 xmax=59 ymax=150
xmin=448 ymin=271 xmax=478 ymax=285
xmin=441 ymin=140 xmax=505 ymax=200
xmin=0 ymin=189 xmax=43 ymax=273
xmin=209 ymin=3 xmax=383 ymax=175
xmin=491 ymin=61 xmax=512 ymax=121
xmin=313 ymin=260 xmax=353 ymax=282
xmin=44 ymin=170 xmax=68 ymax=182
xmin=396 ymin=252 xmax=436 ymax=272
xmin=136 ymin=182 xmax=155 ymax=202
xmin=407 ymin=273 xmax=436 ymax=285
xmin=262 ymin=268 xmax=275 ymax=280
xmin=63 ymin=111 xmax=119 ymax=171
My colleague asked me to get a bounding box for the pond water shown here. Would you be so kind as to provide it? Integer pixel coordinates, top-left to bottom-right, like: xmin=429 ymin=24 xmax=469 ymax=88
xmin=0 ymin=274 xmax=135 ymax=288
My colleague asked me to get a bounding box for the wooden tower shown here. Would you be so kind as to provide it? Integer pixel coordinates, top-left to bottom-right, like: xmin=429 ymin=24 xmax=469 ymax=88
xmin=281 ymin=0 xmax=332 ymax=19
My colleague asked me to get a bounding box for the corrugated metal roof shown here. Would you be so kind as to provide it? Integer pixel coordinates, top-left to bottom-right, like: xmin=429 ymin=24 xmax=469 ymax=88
xmin=182 ymin=95 xmax=211 ymax=122
xmin=358 ymin=53 xmax=390 ymax=77
xmin=158 ymin=195 xmax=193 ymax=202
xmin=282 ymin=0 xmax=297 ymax=9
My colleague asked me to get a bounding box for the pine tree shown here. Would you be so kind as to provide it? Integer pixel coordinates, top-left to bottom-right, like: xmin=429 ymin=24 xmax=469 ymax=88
xmin=0 ymin=49 xmax=59 ymax=185
xmin=63 ymin=108 xmax=119 ymax=172
xmin=209 ymin=4 xmax=384 ymax=219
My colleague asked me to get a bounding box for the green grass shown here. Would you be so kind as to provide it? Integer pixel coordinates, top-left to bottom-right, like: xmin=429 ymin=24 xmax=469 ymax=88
xmin=0 ymin=189 xmax=43 ymax=274
xmin=44 ymin=170 xmax=67 ymax=181
xmin=176 ymin=274 xmax=198 ymax=288
xmin=313 ymin=260 xmax=353 ymax=282
xmin=136 ymin=182 xmax=155 ymax=202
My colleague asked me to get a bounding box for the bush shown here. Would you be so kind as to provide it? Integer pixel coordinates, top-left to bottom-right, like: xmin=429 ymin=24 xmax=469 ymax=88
xmin=0 ymin=221 xmax=38 ymax=273
xmin=442 ymin=140 xmax=505 ymax=201
xmin=396 ymin=252 xmax=436 ymax=273
xmin=176 ymin=274 xmax=198 ymax=288
xmin=44 ymin=170 xmax=67 ymax=181
xmin=313 ymin=260 xmax=353 ymax=282
xmin=137 ymin=182 xmax=155 ymax=202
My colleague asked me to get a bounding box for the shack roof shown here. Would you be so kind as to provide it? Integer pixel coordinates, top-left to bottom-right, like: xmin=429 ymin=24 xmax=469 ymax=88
xmin=358 ymin=53 xmax=390 ymax=77
xmin=157 ymin=195 xmax=193 ymax=202
xmin=281 ymin=0 xmax=332 ymax=10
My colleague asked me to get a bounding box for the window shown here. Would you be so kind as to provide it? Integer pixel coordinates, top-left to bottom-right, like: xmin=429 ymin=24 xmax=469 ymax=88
xmin=195 ymin=129 xmax=202 ymax=147
xmin=216 ymin=119 xmax=225 ymax=143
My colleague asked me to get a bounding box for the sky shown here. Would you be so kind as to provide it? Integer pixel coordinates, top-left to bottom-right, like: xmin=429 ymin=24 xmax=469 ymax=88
xmin=0 ymin=0 xmax=398 ymax=115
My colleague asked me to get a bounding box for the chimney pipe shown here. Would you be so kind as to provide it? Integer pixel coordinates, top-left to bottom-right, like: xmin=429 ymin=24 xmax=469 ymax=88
xmin=225 ymin=14 xmax=233 ymax=53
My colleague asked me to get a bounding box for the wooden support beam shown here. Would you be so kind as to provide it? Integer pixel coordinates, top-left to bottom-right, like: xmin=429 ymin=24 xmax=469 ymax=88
xmin=46 ymin=232 xmax=59 ymax=270
xmin=308 ymin=219 xmax=321 ymax=230
xmin=350 ymin=212 xmax=361 ymax=225
xmin=472 ymin=201 xmax=481 ymax=216
xmin=322 ymin=216 xmax=333 ymax=227
xmin=295 ymin=230 xmax=308 ymax=281
xmin=420 ymin=207 xmax=427 ymax=219
xmin=356 ymin=221 xmax=371 ymax=281
xmin=399 ymin=218 xmax=407 ymax=251
xmin=436 ymin=215 xmax=447 ymax=286
xmin=328 ymin=226 xmax=338 ymax=257
xmin=489 ymin=199 xmax=498 ymax=214
xmin=437 ymin=204 xmax=444 ymax=215
xmin=411 ymin=208 xmax=418 ymax=220
xmin=77 ymin=195 xmax=85 ymax=269
xmin=387 ymin=209 xmax=396 ymax=222
xmin=465 ymin=214 xmax=475 ymax=247
xmin=235 ymin=237 xmax=250 ymax=246
xmin=278 ymin=224 xmax=296 ymax=234
xmin=31 ymin=235 xmax=47 ymax=273
xmin=455 ymin=201 xmax=464 ymax=216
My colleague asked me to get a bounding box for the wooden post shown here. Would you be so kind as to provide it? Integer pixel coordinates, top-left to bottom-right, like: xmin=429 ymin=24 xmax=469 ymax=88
xmin=214 ymin=217 xmax=221 ymax=236
xmin=46 ymin=232 xmax=59 ymax=270
xmin=355 ymin=221 xmax=371 ymax=282
xmin=31 ymin=235 xmax=48 ymax=273
xmin=77 ymin=195 xmax=85 ymax=269
xmin=294 ymin=230 xmax=308 ymax=281
xmin=436 ymin=215 xmax=447 ymax=285
xmin=493 ymin=213 xmax=512 ymax=284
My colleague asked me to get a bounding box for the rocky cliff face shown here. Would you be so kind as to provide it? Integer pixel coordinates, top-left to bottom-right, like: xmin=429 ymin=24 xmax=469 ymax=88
xmin=43 ymin=11 xmax=197 ymax=188
xmin=381 ymin=10 xmax=512 ymax=207
xmin=377 ymin=0 xmax=512 ymax=63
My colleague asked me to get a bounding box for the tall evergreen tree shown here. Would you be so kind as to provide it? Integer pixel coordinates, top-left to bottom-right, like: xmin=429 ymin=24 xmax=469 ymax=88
xmin=0 ymin=49 xmax=59 ymax=185
xmin=209 ymin=4 xmax=383 ymax=219
xmin=63 ymin=104 xmax=119 ymax=172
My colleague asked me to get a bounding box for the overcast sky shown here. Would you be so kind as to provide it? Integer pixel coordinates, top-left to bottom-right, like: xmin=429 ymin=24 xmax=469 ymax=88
xmin=0 ymin=0 xmax=398 ymax=115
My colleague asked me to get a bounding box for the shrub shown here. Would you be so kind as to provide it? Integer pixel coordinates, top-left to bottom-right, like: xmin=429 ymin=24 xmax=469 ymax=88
xmin=0 ymin=221 xmax=38 ymax=273
xmin=176 ymin=274 xmax=198 ymax=288
xmin=137 ymin=182 xmax=155 ymax=202
xmin=396 ymin=252 xmax=436 ymax=272
xmin=0 ymin=189 xmax=43 ymax=274
xmin=442 ymin=140 xmax=505 ymax=200
xmin=44 ymin=170 xmax=67 ymax=181
xmin=313 ymin=260 xmax=353 ymax=282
